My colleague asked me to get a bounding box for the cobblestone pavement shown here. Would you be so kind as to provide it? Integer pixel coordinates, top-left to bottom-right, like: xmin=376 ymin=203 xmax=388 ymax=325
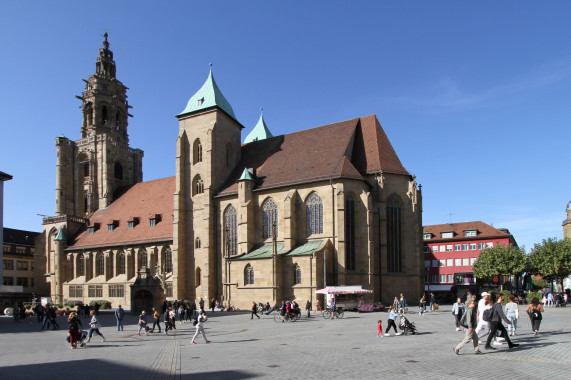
xmin=1 ymin=305 xmax=570 ymax=379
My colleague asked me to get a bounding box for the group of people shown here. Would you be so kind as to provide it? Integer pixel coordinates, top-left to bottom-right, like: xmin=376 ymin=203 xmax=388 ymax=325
xmin=542 ymin=291 xmax=568 ymax=308
xmin=453 ymin=291 xmax=547 ymax=355
xmin=418 ymin=292 xmax=437 ymax=315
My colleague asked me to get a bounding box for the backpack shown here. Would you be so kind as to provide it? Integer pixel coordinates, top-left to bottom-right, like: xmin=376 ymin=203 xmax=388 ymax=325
xmin=530 ymin=308 xmax=542 ymax=320
xmin=483 ymin=308 xmax=493 ymax=322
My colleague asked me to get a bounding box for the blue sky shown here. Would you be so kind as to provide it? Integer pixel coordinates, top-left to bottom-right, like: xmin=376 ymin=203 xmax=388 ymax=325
xmin=1 ymin=1 xmax=569 ymax=251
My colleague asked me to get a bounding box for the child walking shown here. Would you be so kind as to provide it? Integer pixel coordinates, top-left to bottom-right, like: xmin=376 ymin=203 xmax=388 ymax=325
xmin=377 ymin=320 xmax=383 ymax=337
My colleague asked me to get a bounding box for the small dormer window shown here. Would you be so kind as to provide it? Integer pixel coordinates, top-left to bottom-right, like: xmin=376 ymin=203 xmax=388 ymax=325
xmin=197 ymin=97 xmax=204 ymax=106
xmin=88 ymin=223 xmax=100 ymax=234
xmin=107 ymin=220 xmax=118 ymax=232
xmin=423 ymin=233 xmax=432 ymax=240
xmin=149 ymin=214 xmax=161 ymax=227
xmin=127 ymin=217 xmax=139 ymax=229
xmin=464 ymin=229 xmax=477 ymax=237
xmin=441 ymin=231 xmax=454 ymax=239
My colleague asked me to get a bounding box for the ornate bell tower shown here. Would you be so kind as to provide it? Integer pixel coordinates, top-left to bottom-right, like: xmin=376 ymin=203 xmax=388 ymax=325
xmin=46 ymin=34 xmax=144 ymax=304
xmin=56 ymin=33 xmax=143 ymax=218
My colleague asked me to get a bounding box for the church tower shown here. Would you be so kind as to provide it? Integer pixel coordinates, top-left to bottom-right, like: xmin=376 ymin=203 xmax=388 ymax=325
xmin=173 ymin=67 xmax=243 ymax=301
xmin=56 ymin=33 xmax=143 ymax=217
xmin=45 ymin=34 xmax=143 ymax=304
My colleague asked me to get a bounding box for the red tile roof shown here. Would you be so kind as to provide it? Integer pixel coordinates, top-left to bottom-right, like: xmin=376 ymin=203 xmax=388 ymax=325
xmin=217 ymin=114 xmax=409 ymax=196
xmin=67 ymin=176 xmax=174 ymax=250
xmin=423 ymin=221 xmax=516 ymax=243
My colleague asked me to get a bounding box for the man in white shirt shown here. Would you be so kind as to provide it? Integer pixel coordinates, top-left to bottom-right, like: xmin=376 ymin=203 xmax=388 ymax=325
xmin=475 ymin=292 xmax=491 ymax=340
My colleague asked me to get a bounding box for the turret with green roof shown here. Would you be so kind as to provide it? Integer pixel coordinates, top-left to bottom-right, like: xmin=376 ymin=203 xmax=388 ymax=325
xmin=244 ymin=109 xmax=274 ymax=144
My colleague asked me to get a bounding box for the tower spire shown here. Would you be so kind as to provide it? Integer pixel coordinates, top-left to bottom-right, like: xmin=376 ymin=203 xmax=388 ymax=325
xmin=96 ymin=32 xmax=116 ymax=78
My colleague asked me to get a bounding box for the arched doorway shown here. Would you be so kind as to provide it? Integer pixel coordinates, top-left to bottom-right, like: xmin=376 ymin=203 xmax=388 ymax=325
xmin=132 ymin=289 xmax=153 ymax=314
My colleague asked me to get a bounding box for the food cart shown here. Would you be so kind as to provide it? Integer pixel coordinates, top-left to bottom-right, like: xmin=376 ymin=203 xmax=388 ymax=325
xmin=316 ymin=286 xmax=373 ymax=310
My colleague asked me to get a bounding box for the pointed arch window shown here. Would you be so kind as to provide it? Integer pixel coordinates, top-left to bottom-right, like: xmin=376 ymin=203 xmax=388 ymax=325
xmin=245 ymin=264 xmax=254 ymax=285
xmin=102 ymin=106 xmax=108 ymax=125
xmin=195 ymin=267 xmax=201 ymax=287
xmin=139 ymin=250 xmax=148 ymax=269
xmin=195 ymin=237 xmax=201 ymax=249
xmin=262 ymin=198 xmax=278 ymax=240
xmin=386 ymin=194 xmax=403 ymax=273
xmin=115 ymin=111 xmax=121 ymax=131
xmin=95 ymin=253 xmax=104 ymax=276
xmin=114 ymin=162 xmax=123 ymax=180
xmin=164 ymin=248 xmax=173 ymax=273
xmin=117 ymin=252 xmax=125 ymax=275
xmin=294 ymin=265 xmax=302 ymax=285
xmin=306 ymin=192 xmax=323 ymax=235
xmin=193 ymin=175 xmax=204 ymax=196
xmin=77 ymin=254 xmax=85 ymax=276
xmin=193 ymin=139 xmax=202 ymax=164
xmin=224 ymin=205 xmax=237 ymax=256
xmin=345 ymin=195 xmax=356 ymax=271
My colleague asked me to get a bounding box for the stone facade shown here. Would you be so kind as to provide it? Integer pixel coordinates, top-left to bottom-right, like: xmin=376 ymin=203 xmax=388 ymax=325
xmin=43 ymin=35 xmax=424 ymax=311
xmin=563 ymin=201 xmax=571 ymax=240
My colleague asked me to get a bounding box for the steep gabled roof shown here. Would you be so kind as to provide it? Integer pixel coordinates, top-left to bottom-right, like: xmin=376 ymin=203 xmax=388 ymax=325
xmin=67 ymin=176 xmax=175 ymax=249
xmin=423 ymin=221 xmax=517 ymax=245
xmin=216 ymin=114 xmax=409 ymax=196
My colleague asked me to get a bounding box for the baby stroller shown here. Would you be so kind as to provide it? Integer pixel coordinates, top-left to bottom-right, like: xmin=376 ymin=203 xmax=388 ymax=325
xmin=66 ymin=330 xmax=88 ymax=347
xmin=399 ymin=315 xmax=418 ymax=335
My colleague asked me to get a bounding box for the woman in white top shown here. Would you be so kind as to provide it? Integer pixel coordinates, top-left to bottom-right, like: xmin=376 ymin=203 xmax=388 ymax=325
xmin=505 ymin=294 xmax=519 ymax=336
xmin=191 ymin=311 xmax=211 ymax=344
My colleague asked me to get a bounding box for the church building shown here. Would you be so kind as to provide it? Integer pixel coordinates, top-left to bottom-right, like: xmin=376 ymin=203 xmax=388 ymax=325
xmin=42 ymin=35 xmax=424 ymax=311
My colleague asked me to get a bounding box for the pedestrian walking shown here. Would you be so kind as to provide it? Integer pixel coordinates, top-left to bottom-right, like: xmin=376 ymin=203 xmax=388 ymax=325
xmin=210 ymin=298 xmax=216 ymax=312
xmin=452 ymin=297 xmax=465 ymax=331
xmin=526 ymin=297 xmax=544 ymax=336
xmin=191 ymin=311 xmax=211 ymax=344
xmin=251 ymin=301 xmax=260 ymax=319
xmin=484 ymin=294 xmax=519 ymax=350
xmin=34 ymin=304 xmax=45 ymax=324
xmin=377 ymin=320 xmax=383 ymax=337
xmin=475 ymin=292 xmax=492 ymax=340
xmin=114 ymin=304 xmax=125 ymax=331
xmin=429 ymin=292 xmax=436 ymax=312
xmin=505 ymin=294 xmax=519 ymax=336
xmin=67 ymin=312 xmax=83 ymax=349
xmin=399 ymin=293 xmax=407 ymax=313
xmin=453 ymin=298 xmax=481 ymax=355
xmin=419 ymin=295 xmax=426 ymax=316
xmin=547 ymin=292 xmax=554 ymax=307
xmin=199 ymin=298 xmax=205 ymax=312
xmin=385 ymin=305 xmax=401 ymax=336
xmin=151 ymin=307 xmax=162 ymax=333
xmin=306 ymin=300 xmax=312 ymax=318
xmin=163 ymin=308 xmax=173 ymax=334
xmin=169 ymin=308 xmax=177 ymax=330
xmin=86 ymin=309 xmax=106 ymax=343
xmin=138 ymin=310 xmax=149 ymax=336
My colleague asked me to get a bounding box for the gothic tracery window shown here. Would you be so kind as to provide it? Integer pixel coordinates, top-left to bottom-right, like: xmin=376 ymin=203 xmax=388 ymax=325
xmin=386 ymin=194 xmax=403 ymax=273
xmin=224 ymin=205 xmax=237 ymax=256
xmin=193 ymin=139 xmax=202 ymax=164
xmin=345 ymin=195 xmax=356 ymax=271
xmin=117 ymin=252 xmax=125 ymax=275
xmin=294 ymin=265 xmax=302 ymax=285
xmin=77 ymin=254 xmax=85 ymax=276
xmin=96 ymin=253 xmax=104 ymax=276
xmin=262 ymin=198 xmax=278 ymax=240
xmin=164 ymin=248 xmax=173 ymax=273
xmin=306 ymin=192 xmax=323 ymax=235
xmin=139 ymin=250 xmax=148 ymax=269
xmin=245 ymin=264 xmax=254 ymax=285
xmin=193 ymin=175 xmax=204 ymax=196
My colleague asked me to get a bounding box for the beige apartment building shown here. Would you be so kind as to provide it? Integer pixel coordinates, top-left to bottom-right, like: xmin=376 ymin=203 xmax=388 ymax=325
xmin=42 ymin=35 xmax=424 ymax=311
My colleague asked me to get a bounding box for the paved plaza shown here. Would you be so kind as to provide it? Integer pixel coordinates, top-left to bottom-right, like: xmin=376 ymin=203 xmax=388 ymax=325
xmin=0 ymin=304 xmax=570 ymax=379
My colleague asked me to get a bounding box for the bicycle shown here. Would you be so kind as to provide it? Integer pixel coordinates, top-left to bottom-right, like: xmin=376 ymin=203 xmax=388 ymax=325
xmin=323 ymin=307 xmax=344 ymax=319
xmin=274 ymin=309 xmax=300 ymax=323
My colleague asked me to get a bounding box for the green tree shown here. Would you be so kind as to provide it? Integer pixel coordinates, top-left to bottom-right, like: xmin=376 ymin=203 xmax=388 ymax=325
xmin=472 ymin=243 xmax=526 ymax=290
xmin=529 ymin=238 xmax=571 ymax=290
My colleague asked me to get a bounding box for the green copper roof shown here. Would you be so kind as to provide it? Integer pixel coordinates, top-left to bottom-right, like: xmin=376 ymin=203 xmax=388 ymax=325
xmin=232 ymin=242 xmax=285 ymax=260
xmin=285 ymin=240 xmax=324 ymax=256
xmin=54 ymin=227 xmax=66 ymax=241
xmin=178 ymin=68 xmax=238 ymax=121
xmin=244 ymin=110 xmax=274 ymax=144
xmin=231 ymin=240 xmax=324 ymax=260
xmin=238 ymin=168 xmax=255 ymax=181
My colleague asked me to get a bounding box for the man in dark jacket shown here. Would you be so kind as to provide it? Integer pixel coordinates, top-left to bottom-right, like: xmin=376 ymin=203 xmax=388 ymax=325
xmin=453 ymin=298 xmax=481 ymax=355
xmin=484 ymin=294 xmax=519 ymax=350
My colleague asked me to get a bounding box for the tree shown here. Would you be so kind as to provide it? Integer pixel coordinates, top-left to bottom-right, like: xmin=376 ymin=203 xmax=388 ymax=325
xmin=472 ymin=243 xmax=526 ymax=290
xmin=529 ymin=238 xmax=571 ymax=290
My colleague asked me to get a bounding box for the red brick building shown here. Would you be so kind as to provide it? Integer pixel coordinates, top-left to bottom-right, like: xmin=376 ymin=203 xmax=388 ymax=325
xmin=423 ymin=221 xmax=518 ymax=294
